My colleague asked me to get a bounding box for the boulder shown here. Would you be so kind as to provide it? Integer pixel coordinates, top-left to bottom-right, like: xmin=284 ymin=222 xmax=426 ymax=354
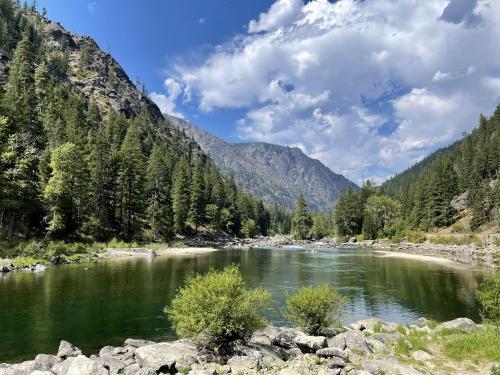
xmin=121 ymin=363 xmax=140 ymax=375
xmin=1 ymin=360 xmax=38 ymax=374
xmin=33 ymin=264 xmax=47 ymax=272
xmin=227 ymin=356 xmax=259 ymax=373
xmin=34 ymin=354 xmax=61 ymax=370
xmin=52 ymin=355 xmax=107 ymax=375
xmin=294 ymin=333 xmax=327 ymax=352
xmin=188 ymin=370 xmax=216 ymax=375
xmin=134 ymin=342 xmax=198 ymax=373
xmin=411 ymin=350 xmax=433 ymax=362
xmin=30 ymin=371 xmax=54 ymax=375
xmin=371 ymin=332 xmax=402 ymax=345
xmin=0 ymin=259 xmax=14 ymax=272
xmin=123 ymin=338 xmax=155 ymax=348
xmin=438 ymin=318 xmax=478 ymax=332
xmin=348 ymin=237 xmax=357 ymax=243
xmin=249 ymin=326 xmax=283 ymax=346
xmin=362 ymin=359 xmax=424 ymax=375
xmin=98 ymin=346 xmax=115 ymax=357
xmin=333 ymin=330 xmax=372 ymax=355
xmin=315 ymin=347 xmax=348 ymax=361
xmin=326 ymin=357 xmax=347 ymax=369
xmin=415 ymin=317 xmax=428 ymax=328
xmin=56 ymin=341 xmax=82 ymax=359
xmin=349 ymin=318 xmax=383 ymax=332
xmin=94 ymin=355 xmax=126 ymax=375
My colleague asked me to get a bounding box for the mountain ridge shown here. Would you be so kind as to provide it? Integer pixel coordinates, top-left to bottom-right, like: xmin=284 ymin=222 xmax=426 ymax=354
xmin=167 ymin=115 xmax=357 ymax=211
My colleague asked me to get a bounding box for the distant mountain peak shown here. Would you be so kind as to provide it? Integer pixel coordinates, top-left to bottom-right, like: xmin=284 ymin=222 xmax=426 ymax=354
xmin=167 ymin=115 xmax=357 ymax=211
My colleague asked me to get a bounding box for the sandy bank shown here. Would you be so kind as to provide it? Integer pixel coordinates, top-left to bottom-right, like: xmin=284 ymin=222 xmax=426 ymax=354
xmin=99 ymin=246 xmax=217 ymax=259
xmin=374 ymin=250 xmax=474 ymax=270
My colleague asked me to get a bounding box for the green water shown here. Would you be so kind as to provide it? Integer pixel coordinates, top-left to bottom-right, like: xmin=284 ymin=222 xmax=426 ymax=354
xmin=0 ymin=247 xmax=483 ymax=362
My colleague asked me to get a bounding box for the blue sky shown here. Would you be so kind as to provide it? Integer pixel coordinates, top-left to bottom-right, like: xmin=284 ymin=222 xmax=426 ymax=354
xmin=37 ymin=0 xmax=500 ymax=184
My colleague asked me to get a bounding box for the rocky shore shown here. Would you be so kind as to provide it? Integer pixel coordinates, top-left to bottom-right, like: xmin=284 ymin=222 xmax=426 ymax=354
xmin=0 ymin=317 xmax=494 ymax=375
xmin=226 ymin=235 xmax=500 ymax=268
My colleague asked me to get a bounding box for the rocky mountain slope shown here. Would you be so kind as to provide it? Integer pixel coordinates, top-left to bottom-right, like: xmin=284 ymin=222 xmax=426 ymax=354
xmin=167 ymin=115 xmax=357 ymax=211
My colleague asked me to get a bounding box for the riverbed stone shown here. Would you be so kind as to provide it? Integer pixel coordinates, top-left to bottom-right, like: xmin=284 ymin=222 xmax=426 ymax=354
xmin=250 ymin=326 xmax=283 ymax=346
xmin=121 ymin=363 xmax=140 ymax=375
xmin=56 ymin=341 xmax=82 ymax=359
xmin=30 ymin=371 xmax=55 ymax=375
xmin=95 ymin=355 xmax=126 ymax=375
xmin=438 ymin=318 xmax=478 ymax=332
xmin=98 ymin=346 xmax=114 ymax=357
xmin=124 ymin=338 xmax=155 ymax=348
xmin=315 ymin=347 xmax=348 ymax=360
xmin=0 ymin=259 xmax=14 ymax=272
xmin=334 ymin=330 xmax=372 ymax=355
xmin=34 ymin=354 xmax=61 ymax=371
xmin=52 ymin=355 xmax=107 ymax=375
xmin=134 ymin=342 xmax=198 ymax=372
xmin=415 ymin=317 xmax=428 ymax=328
xmin=326 ymin=357 xmax=346 ymax=368
xmin=361 ymin=359 xmax=423 ymax=375
xmin=294 ymin=334 xmax=327 ymax=352
xmin=227 ymin=355 xmax=259 ymax=373
xmin=349 ymin=318 xmax=383 ymax=332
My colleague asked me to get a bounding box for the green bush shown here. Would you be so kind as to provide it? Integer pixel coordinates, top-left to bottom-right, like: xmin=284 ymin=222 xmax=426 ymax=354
xmin=285 ymin=283 xmax=346 ymax=335
xmin=429 ymin=235 xmax=482 ymax=246
xmin=166 ymin=265 xmax=273 ymax=352
xmin=475 ymin=271 xmax=500 ymax=323
xmin=241 ymin=219 xmax=257 ymax=238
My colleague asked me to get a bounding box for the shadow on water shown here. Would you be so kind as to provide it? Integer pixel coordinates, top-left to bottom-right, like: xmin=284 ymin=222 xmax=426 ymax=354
xmin=0 ymin=247 xmax=483 ymax=362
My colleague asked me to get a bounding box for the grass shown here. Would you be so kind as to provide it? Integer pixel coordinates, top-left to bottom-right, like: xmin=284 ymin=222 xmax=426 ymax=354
xmin=11 ymin=256 xmax=49 ymax=268
xmin=395 ymin=330 xmax=428 ymax=357
xmin=429 ymin=235 xmax=483 ymax=246
xmin=428 ymin=319 xmax=438 ymax=329
xmin=439 ymin=325 xmax=500 ymax=363
xmin=494 ymin=237 xmax=500 ymax=247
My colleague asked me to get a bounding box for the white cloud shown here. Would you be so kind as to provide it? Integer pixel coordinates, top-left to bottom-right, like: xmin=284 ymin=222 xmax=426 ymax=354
xmin=87 ymin=1 xmax=97 ymax=13
xmin=150 ymin=78 xmax=184 ymax=119
xmin=167 ymin=0 xmax=500 ymax=183
xmin=248 ymin=0 xmax=302 ymax=33
xmin=198 ymin=18 xmax=205 ymax=24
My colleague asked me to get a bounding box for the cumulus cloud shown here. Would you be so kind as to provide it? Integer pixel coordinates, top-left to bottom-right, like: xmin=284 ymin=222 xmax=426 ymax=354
xmin=150 ymin=78 xmax=184 ymax=119
xmin=167 ymin=0 xmax=500 ymax=183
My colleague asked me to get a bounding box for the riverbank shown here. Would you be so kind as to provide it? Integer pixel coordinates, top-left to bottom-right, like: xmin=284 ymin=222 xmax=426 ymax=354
xmin=1 ymin=317 xmax=497 ymax=374
xmin=1 ymin=233 xmax=499 ymax=274
xmin=227 ymin=235 xmax=500 ymax=268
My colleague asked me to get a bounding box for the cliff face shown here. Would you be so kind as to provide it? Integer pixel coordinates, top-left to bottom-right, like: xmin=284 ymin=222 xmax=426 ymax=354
xmin=168 ymin=115 xmax=357 ymax=211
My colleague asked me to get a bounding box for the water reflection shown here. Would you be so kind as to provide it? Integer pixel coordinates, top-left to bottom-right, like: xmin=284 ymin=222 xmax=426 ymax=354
xmin=0 ymin=247 xmax=483 ymax=362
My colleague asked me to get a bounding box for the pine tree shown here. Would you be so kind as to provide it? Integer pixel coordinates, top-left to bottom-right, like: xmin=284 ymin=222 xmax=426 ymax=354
xmin=291 ymin=195 xmax=312 ymax=240
xmin=118 ymin=123 xmax=145 ymax=236
xmin=146 ymin=144 xmax=173 ymax=240
xmin=172 ymin=156 xmax=190 ymax=234
xmin=189 ymin=160 xmax=205 ymax=232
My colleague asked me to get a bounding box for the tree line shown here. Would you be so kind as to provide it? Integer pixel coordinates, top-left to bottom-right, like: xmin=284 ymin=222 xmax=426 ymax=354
xmin=0 ymin=1 xmax=291 ymax=246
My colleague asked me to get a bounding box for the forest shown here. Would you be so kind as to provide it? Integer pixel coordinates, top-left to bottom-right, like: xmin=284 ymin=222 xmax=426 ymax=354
xmin=0 ymin=1 xmax=294 ymax=251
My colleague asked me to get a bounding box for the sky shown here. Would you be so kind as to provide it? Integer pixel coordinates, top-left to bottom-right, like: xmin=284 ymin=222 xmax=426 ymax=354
xmin=37 ymin=0 xmax=500 ymax=184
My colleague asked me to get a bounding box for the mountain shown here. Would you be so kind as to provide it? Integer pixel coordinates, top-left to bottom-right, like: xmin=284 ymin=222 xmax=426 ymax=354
xmin=167 ymin=115 xmax=357 ymax=211
xmin=0 ymin=3 xmax=278 ymax=243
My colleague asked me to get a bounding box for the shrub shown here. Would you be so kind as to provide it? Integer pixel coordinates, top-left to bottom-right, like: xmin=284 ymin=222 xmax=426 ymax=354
xmin=475 ymin=270 xmax=500 ymax=323
xmin=166 ymin=265 xmax=273 ymax=352
xmin=429 ymin=235 xmax=482 ymax=246
xmin=241 ymin=219 xmax=257 ymax=238
xmin=285 ymin=283 xmax=346 ymax=335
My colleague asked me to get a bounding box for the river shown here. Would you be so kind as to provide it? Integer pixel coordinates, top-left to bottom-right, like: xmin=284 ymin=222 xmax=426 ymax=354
xmin=0 ymin=247 xmax=484 ymax=362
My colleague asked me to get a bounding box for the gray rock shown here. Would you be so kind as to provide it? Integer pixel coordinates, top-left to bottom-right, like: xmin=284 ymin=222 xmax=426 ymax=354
xmin=348 ymin=237 xmax=357 ymax=243
xmin=98 ymin=346 xmax=114 ymax=357
xmin=335 ymin=330 xmax=372 ymax=355
xmin=0 ymin=259 xmax=14 ymax=272
xmin=227 ymin=356 xmax=259 ymax=372
xmin=362 ymin=359 xmax=424 ymax=375
xmin=121 ymin=363 xmax=140 ymax=375
xmin=30 ymin=371 xmax=55 ymax=375
xmin=371 ymin=332 xmax=402 ymax=345
xmin=316 ymin=347 xmax=348 ymax=360
xmin=95 ymin=355 xmax=126 ymax=375
xmin=132 ymin=368 xmax=156 ymax=375
xmin=34 ymin=354 xmax=61 ymax=370
xmin=188 ymin=370 xmax=216 ymax=375
xmin=349 ymin=318 xmax=383 ymax=332
xmin=56 ymin=341 xmax=82 ymax=359
xmin=123 ymin=338 xmax=155 ymax=348
xmin=326 ymin=357 xmax=347 ymax=369
xmin=0 ymin=360 xmax=38 ymax=374
xmin=415 ymin=317 xmax=428 ymax=328
xmin=451 ymin=191 xmax=469 ymax=211
xmin=33 ymin=264 xmax=47 ymax=272
xmin=294 ymin=333 xmax=327 ymax=352
xmin=134 ymin=342 xmax=197 ymax=372
xmin=52 ymin=355 xmax=107 ymax=375
xmin=274 ymin=329 xmax=300 ymax=349
xmin=249 ymin=326 xmax=283 ymax=346
xmin=327 ymin=335 xmax=346 ymax=350
xmin=438 ymin=318 xmax=478 ymax=332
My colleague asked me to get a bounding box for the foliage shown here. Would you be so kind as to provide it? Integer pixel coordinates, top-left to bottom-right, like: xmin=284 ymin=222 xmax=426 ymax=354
xmin=166 ymin=265 xmax=273 ymax=352
xmin=241 ymin=219 xmax=257 ymax=238
xmin=0 ymin=3 xmax=272 ymax=245
xmin=394 ymin=330 xmax=427 ymax=357
xmin=475 ymin=271 xmax=500 ymax=323
xmin=285 ymin=283 xmax=346 ymax=335
xmin=291 ymin=195 xmax=313 ymax=240
xmin=440 ymin=325 xmax=500 ymax=363
xmin=429 ymin=235 xmax=482 ymax=246
xmin=362 ymin=195 xmax=401 ymax=240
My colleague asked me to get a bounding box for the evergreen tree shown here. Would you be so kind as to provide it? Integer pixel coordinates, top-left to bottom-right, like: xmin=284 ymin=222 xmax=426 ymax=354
xmin=189 ymin=160 xmax=205 ymax=232
xmin=291 ymin=195 xmax=312 ymax=240
xmin=172 ymin=156 xmax=190 ymax=234
xmin=118 ymin=124 xmax=145 ymax=236
xmin=146 ymin=144 xmax=173 ymax=240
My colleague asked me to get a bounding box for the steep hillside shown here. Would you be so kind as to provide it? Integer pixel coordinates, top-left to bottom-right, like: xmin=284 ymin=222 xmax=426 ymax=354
xmin=382 ymin=107 xmax=500 ymax=230
xmin=167 ymin=115 xmax=357 ymax=211
xmin=0 ymin=2 xmax=274 ymax=243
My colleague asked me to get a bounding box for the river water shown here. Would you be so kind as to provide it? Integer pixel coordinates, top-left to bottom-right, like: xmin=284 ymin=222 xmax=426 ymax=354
xmin=0 ymin=247 xmax=483 ymax=362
